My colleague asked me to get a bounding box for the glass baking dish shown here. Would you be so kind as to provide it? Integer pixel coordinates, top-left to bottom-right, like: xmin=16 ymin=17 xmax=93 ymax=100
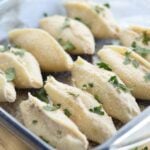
xmin=0 ymin=0 xmax=150 ymax=149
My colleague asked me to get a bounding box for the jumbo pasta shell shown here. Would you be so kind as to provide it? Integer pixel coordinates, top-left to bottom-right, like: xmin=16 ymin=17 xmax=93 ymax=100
xmin=40 ymin=15 xmax=95 ymax=54
xmin=44 ymin=76 xmax=116 ymax=143
xmin=71 ymin=57 xmax=140 ymax=123
xmin=65 ymin=1 xmax=119 ymax=38
xmin=9 ymin=28 xmax=73 ymax=72
xmin=98 ymin=45 xmax=150 ymax=100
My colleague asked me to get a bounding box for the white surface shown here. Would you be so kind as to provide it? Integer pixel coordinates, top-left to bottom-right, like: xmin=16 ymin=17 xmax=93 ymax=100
xmin=0 ymin=0 xmax=150 ymax=41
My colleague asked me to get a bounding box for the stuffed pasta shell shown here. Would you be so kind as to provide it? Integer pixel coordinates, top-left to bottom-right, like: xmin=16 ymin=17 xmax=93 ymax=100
xmin=97 ymin=45 xmax=150 ymax=100
xmin=0 ymin=70 xmax=16 ymax=102
xmin=9 ymin=28 xmax=73 ymax=72
xmin=40 ymin=15 xmax=95 ymax=54
xmin=119 ymin=25 xmax=150 ymax=62
xmin=65 ymin=1 xmax=119 ymax=39
xmin=0 ymin=46 xmax=43 ymax=88
xmin=20 ymin=94 xmax=88 ymax=150
xmin=44 ymin=76 xmax=116 ymax=143
xmin=71 ymin=57 xmax=140 ymax=123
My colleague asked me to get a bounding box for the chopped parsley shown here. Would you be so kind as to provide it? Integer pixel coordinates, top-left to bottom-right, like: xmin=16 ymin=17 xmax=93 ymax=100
xmin=58 ymin=38 xmax=75 ymax=52
xmin=97 ymin=62 xmax=112 ymax=71
xmin=93 ymin=5 xmax=104 ymax=14
xmin=131 ymin=146 xmax=148 ymax=150
xmin=108 ymin=76 xmax=130 ymax=92
xmin=0 ymin=44 xmax=11 ymax=52
xmin=142 ymin=146 xmax=148 ymax=150
xmin=82 ymin=82 xmax=94 ymax=90
xmin=142 ymin=31 xmax=150 ymax=45
xmin=89 ymin=105 xmax=104 ymax=115
xmin=63 ymin=109 xmax=71 ymax=117
xmin=40 ymin=136 xmax=49 ymax=143
xmin=43 ymin=104 xmax=61 ymax=111
xmin=12 ymin=49 xmax=25 ymax=57
xmin=34 ymin=88 xmax=49 ymax=103
xmin=94 ymin=95 xmax=100 ymax=102
xmin=103 ymin=3 xmax=110 ymax=8
xmin=123 ymin=51 xmax=139 ymax=68
xmin=62 ymin=18 xmax=70 ymax=29
xmin=5 ymin=68 xmax=16 ymax=82
xmin=144 ymin=72 xmax=150 ymax=82
xmin=74 ymin=17 xmax=82 ymax=22
xmin=32 ymin=120 xmax=38 ymax=124
xmin=67 ymin=92 xmax=79 ymax=98
xmin=131 ymin=41 xmax=150 ymax=57
xmin=0 ymin=44 xmax=26 ymax=57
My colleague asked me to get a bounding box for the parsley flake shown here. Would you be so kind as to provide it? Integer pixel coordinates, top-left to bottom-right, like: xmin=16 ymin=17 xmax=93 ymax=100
xmin=142 ymin=31 xmax=150 ymax=45
xmin=108 ymin=76 xmax=130 ymax=92
xmin=5 ymin=68 xmax=16 ymax=82
xmin=103 ymin=3 xmax=110 ymax=8
xmin=40 ymin=136 xmax=49 ymax=143
xmin=67 ymin=92 xmax=79 ymax=98
xmin=82 ymin=83 xmax=94 ymax=90
xmin=12 ymin=49 xmax=25 ymax=57
xmin=94 ymin=95 xmax=100 ymax=102
xmin=64 ymin=109 xmax=71 ymax=117
xmin=89 ymin=105 xmax=104 ymax=115
xmin=32 ymin=120 xmax=38 ymax=124
xmin=97 ymin=62 xmax=112 ymax=71
xmin=74 ymin=17 xmax=82 ymax=22
xmin=131 ymin=41 xmax=150 ymax=57
xmin=43 ymin=104 xmax=61 ymax=111
xmin=123 ymin=51 xmax=139 ymax=68
xmin=34 ymin=88 xmax=49 ymax=103
xmin=0 ymin=45 xmax=11 ymax=53
xmin=58 ymin=38 xmax=75 ymax=52
xmin=93 ymin=5 xmax=104 ymax=14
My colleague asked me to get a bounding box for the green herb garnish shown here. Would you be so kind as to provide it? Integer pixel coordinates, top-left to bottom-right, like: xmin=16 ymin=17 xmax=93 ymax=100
xmin=64 ymin=109 xmax=71 ymax=117
xmin=0 ymin=44 xmax=11 ymax=52
xmin=131 ymin=41 xmax=150 ymax=57
xmin=93 ymin=5 xmax=104 ymax=14
xmin=108 ymin=76 xmax=130 ymax=92
xmin=97 ymin=62 xmax=112 ymax=71
xmin=82 ymin=82 xmax=94 ymax=90
xmin=63 ymin=41 xmax=75 ymax=52
xmin=43 ymin=104 xmax=61 ymax=111
xmin=34 ymin=88 xmax=49 ymax=103
xmin=94 ymin=95 xmax=100 ymax=102
xmin=142 ymin=146 xmax=148 ymax=150
xmin=123 ymin=51 xmax=132 ymax=65
xmin=5 ymin=68 xmax=16 ymax=82
xmin=89 ymin=105 xmax=104 ymax=115
xmin=142 ymin=31 xmax=150 ymax=45
xmin=12 ymin=49 xmax=25 ymax=57
xmin=58 ymin=38 xmax=76 ymax=52
xmin=40 ymin=136 xmax=49 ymax=143
xmin=67 ymin=92 xmax=79 ymax=98
xmin=62 ymin=18 xmax=70 ymax=29
xmin=74 ymin=17 xmax=82 ymax=22
xmin=123 ymin=51 xmax=139 ymax=68
xmin=32 ymin=120 xmax=38 ymax=124
xmin=103 ymin=3 xmax=110 ymax=8
xmin=144 ymin=72 xmax=150 ymax=82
